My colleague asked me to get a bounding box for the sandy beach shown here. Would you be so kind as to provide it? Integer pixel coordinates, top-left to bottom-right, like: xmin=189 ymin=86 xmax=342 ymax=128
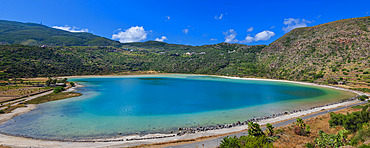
xmin=0 ymin=74 xmax=368 ymax=148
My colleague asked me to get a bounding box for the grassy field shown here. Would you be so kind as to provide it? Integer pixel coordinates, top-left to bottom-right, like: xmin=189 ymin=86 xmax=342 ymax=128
xmin=26 ymin=92 xmax=82 ymax=104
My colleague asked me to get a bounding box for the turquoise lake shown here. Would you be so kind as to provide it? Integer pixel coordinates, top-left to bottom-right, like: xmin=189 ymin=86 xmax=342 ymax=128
xmin=0 ymin=75 xmax=356 ymax=140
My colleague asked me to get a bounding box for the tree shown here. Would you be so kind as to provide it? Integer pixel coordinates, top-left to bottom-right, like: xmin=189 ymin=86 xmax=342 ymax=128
xmin=70 ymin=82 xmax=75 ymax=87
xmin=265 ymin=123 xmax=274 ymax=136
xmin=53 ymin=86 xmax=65 ymax=93
xmin=248 ymin=122 xmax=264 ymax=137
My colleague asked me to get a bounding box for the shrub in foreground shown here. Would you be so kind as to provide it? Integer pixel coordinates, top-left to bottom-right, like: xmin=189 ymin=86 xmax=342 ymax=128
xmin=220 ymin=135 xmax=273 ymax=148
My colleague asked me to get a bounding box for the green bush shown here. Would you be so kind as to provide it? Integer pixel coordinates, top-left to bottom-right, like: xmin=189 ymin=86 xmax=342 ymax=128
xmin=314 ymin=129 xmax=348 ymax=147
xmin=329 ymin=112 xmax=347 ymax=127
xmin=350 ymin=123 xmax=370 ymax=146
xmin=358 ymin=95 xmax=369 ymax=101
xmin=248 ymin=122 xmax=264 ymax=137
xmin=220 ymin=135 xmax=273 ymax=148
xmin=358 ymin=144 xmax=370 ymax=148
xmin=304 ymin=142 xmax=314 ymax=148
xmin=265 ymin=123 xmax=274 ymax=136
xmin=53 ymin=86 xmax=65 ymax=93
xmin=294 ymin=118 xmax=311 ymax=136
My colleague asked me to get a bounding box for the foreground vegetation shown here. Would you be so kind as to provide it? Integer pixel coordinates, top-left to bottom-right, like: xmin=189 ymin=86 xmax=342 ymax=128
xmin=219 ymin=103 xmax=370 ymax=147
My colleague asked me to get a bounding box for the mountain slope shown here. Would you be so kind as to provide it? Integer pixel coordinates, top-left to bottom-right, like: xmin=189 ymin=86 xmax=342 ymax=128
xmin=259 ymin=16 xmax=370 ymax=86
xmin=0 ymin=20 xmax=120 ymax=46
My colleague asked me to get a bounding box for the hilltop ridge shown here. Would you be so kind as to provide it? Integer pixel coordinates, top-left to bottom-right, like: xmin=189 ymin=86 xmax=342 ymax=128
xmin=0 ymin=20 xmax=120 ymax=46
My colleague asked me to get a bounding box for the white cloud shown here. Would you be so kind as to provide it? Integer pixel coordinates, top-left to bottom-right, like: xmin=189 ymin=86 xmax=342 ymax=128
xmin=223 ymin=29 xmax=238 ymax=43
xmin=242 ymin=36 xmax=254 ymax=43
xmin=112 ymin=26 xmax=147 ymax=43
xmin=165 ymin=16 xmax=170 ymax=21
xmin=214 ymin=13 xmax=224 ymax=20
xmin=52 ymin=25 xmax=88 ymax=33
xmin=210 ymin=38 xmax=218 ymax=41
xmin=240 ymin=30 xmax=275 ymax=43
xmin=182 ymin=29 xmax=189 ymax=34
xmin=282 ymin=18 xmax=311 ymax=32
xmin=254 ymin=31 xmax=275 ymax=41
xmin=155 ymin=36 xmax=167 ymax=42
xmin=270 ymin=26 xmax=275 ymax=29
xmin=247 ymin=27 xmax=254 ymax=32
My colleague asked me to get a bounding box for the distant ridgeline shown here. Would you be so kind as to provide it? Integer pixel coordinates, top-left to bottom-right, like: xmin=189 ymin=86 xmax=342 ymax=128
xmin=0 ymin=20 xmax=120 ymax=46
xmin=0 ymin=17 xmax=369 ymax=88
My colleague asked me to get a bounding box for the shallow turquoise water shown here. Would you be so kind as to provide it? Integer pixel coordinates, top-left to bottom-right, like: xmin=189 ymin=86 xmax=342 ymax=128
xmin=0 ymin=75 xmax=355 ymax=140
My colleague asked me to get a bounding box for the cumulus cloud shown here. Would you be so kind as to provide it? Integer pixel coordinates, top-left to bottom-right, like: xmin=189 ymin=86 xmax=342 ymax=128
xmin=282 ymin=18 xmax=311 ymax=32
xmin=155 ymin=36 xmax=167 ymax=42
xmin=210 ymin=38 xmax=218 ymax=41
xmin=223 ymin=29 xmax=238 ymax=43
xmin=112 ymin=26 xmax=147 ymax=43
xmin=254 ymin=31 xmax=275 ymax=41
xmin=52 ymin=25 xmax=88 ymax=33
xmin=214 ymin=13 xmax=224 ymax=20
xmin=240 ymin=30 xmax=275 ymax=43
xmin=247 ymin=27 xmax=254 ymax=32
xmin=182 ymin=29 xmax=189 ymax=34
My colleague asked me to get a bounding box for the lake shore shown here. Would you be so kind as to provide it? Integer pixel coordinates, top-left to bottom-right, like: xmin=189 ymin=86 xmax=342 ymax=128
xmin=0 ymin=74 xmax=368 ymax=147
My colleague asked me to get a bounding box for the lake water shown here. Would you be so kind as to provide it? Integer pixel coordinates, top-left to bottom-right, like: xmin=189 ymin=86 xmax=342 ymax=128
xmin=0 ymin=74 xmax=356 ymax=140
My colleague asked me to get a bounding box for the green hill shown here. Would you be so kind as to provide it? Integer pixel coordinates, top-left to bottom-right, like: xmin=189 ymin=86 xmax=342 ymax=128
xmin=259 ymin=16 xmax=370 ymax=86
xmin=0 ymin=20 xmax=120 ymax=46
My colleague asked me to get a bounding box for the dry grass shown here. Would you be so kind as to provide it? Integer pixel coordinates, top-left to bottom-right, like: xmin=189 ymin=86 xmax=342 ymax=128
xmin=273 ymin=105 xmax=363 ymax=148
xmin=0 ymin=104 xmax=27 ymax=114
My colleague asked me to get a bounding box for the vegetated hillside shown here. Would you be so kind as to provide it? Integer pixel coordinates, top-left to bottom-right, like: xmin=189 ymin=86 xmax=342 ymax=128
xmin=0 ymin=20 xmax=120 ymax=46
xmin=0 ymin=43 xmax=266 ymax=79
xmin=259 ymin=16 xmax=370 ymax=88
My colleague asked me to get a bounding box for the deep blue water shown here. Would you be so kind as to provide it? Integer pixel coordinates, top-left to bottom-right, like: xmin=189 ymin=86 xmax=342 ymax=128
xmin=0 ymin=75 xmax=355 ymax=140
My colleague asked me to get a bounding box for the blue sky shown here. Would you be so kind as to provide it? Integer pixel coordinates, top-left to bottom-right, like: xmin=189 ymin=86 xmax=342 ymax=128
xmin=0 ymin=0 xmax=369 ymax=45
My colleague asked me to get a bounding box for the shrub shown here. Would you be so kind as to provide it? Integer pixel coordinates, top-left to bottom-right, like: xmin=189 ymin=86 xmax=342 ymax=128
xmin=248 ymin=122 xmax=264 ymax=137
xmin=220 ymin=136 xmax=240 ymax=148
xmin=304 ymin=142 xmax=314 ymax=148
xmin=344 ymin=112 xmax=364 ymax=133
xmin=219 ymin=135 xmax=273 ymax=148
xmin=350 ymin=123 xmax=370 ymax=146
xmin=294 ymin=118 xmax=311 ymax=136
xmin=265 ymin=123 xmax=274 ymax=136
xmin=70 ymin=82 xmax=75 ymax=87
xmin=53 ymin=86 xmax=65 ymax=93
xmin=314 ymin=129 xmax=348 ymax=147
xmin=329 ymin=112 xmax=347 ymax=127
xmin=358 ymin=95 xmax=369 ymax=101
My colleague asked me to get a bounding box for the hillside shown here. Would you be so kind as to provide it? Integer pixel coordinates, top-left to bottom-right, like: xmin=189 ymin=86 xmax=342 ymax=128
xmin=259 ymin=16 xmax=370 ymax=88
xmin=0 ymin=20 xmax=120 ymax=46
xmin=0 ymin=43 xmax=265 ymax=79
